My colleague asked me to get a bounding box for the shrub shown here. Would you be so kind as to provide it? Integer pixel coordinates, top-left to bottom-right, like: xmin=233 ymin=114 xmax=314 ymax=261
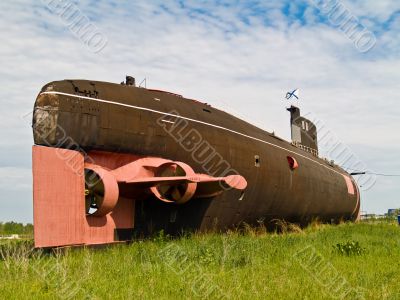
xmin=334 ymin=241 xmax=365 ymax=256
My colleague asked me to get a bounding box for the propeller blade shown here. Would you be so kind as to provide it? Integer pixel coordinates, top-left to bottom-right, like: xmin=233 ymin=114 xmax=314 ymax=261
xmin=165 ymin=185 xmax=175 ymax=198
xmin=159 ymin=184 xmax=171 ymax=195
xmin=175 ymin=166 xmax=185 ymax=177
xmin=171 ymin=186 xmax=181 ymax=201
xmin=92 ymin=183 xmax=105 ymax=196
xmin=85 ymin=196 xmax=91 ymax=212
xmin=177 ymin=184 xmax=186 ymax=197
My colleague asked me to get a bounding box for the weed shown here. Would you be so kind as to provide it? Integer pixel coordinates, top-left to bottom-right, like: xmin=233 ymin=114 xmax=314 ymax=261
xmin=334 ymin=241 xmax=366 ymax=256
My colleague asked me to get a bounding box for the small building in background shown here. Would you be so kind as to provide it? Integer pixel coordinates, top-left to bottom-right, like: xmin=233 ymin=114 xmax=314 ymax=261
xmin=0 ymin=234 xmax=20 ymax=240
xmin=388 ymin=209 xmax=399 ymax=217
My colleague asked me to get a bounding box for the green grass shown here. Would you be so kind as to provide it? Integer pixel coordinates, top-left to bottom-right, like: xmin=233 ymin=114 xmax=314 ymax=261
xmin=0 ymin=221 xmax=399 ymax=299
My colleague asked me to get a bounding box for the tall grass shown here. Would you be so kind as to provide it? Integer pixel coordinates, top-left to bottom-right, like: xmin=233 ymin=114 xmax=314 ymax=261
xmin=0 ymin=221 xmax=399 ymax=299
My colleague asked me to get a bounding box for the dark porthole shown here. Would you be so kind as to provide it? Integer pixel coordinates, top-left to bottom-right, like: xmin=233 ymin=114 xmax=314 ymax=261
xmin=255 ymin=155 xmax=260 ymax=167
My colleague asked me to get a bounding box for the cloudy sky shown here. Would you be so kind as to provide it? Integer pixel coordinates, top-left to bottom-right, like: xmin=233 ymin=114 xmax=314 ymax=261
xmin=0 ymin=0 xmax=399 ymax=223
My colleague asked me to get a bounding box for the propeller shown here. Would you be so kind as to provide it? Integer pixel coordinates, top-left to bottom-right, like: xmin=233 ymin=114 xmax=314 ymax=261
xmin=151 ymin=162 xmax=197 ymax=204
xmin=83 ymin=165 xmax=119 ymax=216
xmin=85 ymin=169 xmax=105 ymax=215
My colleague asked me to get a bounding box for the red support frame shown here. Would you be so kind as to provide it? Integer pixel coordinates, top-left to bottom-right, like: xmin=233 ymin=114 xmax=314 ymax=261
xmin=33 ymin=146 xmax=134 ymax=248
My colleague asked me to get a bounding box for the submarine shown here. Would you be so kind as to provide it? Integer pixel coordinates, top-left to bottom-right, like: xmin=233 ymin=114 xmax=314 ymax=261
xmin=32 ymin=76 xmax=360 ymax=248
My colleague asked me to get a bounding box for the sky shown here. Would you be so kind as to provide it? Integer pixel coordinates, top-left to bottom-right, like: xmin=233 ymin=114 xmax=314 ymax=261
xmin=0 ymin=0 xmax=399 ymax=223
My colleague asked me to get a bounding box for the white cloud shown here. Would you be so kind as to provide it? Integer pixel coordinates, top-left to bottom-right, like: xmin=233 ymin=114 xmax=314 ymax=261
xmin=0 ymin=167 xmax=31 ymax=191
xmin=341 ymin=0 xmax=400 ymax=22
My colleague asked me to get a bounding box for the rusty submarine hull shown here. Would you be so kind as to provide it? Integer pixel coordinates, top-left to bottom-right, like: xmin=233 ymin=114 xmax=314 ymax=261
xmin=32 ymin=77 xmax=360 ymax=248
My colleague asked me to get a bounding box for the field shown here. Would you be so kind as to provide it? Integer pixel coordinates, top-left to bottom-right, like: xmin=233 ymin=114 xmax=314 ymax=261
xmin=0 ymin=221 xmax=399 ymax=299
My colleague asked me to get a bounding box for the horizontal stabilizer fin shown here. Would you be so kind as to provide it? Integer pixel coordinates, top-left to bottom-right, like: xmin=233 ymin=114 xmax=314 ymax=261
xmin=124 ymin=174 xmax=247 ymax=191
